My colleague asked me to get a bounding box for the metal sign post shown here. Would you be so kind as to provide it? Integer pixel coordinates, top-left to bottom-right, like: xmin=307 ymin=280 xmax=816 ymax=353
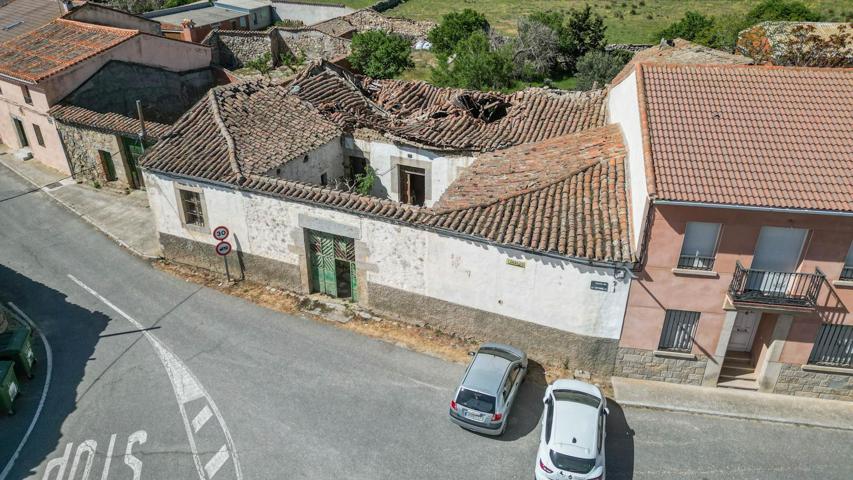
xmin=213 ymin=226 xmax=232 ymax=282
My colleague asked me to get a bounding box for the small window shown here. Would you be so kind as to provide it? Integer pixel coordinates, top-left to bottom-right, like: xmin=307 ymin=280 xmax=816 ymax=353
xmin=32 ymin=124 xmax=44 ymax=147
xmin=178 ymin=188 xmax=206 ymax=228
xmin=399 ymin=165 xmax=425 ymax=206
xmin=658 ymin=310 xmax=700 ymax=352
xmin=252 ymin=13 xmax=258 ymax=24
xmin=320 ymin=173 xmax=328 ymax=186
xmin=678 ymin=222 xmax=721 ymax=271
xmin=21 ymin=85 xmax=31 ymax=105
xmin=808 ymin=324 xmax=853 ymax=368
xmin=841 ymin=242 xmax=853 ymax=281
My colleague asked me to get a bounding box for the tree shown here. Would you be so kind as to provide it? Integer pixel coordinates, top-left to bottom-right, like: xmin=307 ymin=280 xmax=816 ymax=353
xmin=657 ymin=11 xmax=715 ymax=42
xmin=526 ymin=7 xmax=606 ymax=73
xmin=245 ymin=52 xmax=273 ymax=76
xmin=575 ymin=50 xmax=631 ymax=90
xmin=428 ymin=9 xmax=490 ymax=56
xmin=431 ymin=31 xmax=514 ymax=91
xmin=513 ymin=18 xmax=560 ymax=80
xmin=349 ymin=30 xmax=413 ymax=79
xmin=745 ymin=0 xmax=822 ymax=24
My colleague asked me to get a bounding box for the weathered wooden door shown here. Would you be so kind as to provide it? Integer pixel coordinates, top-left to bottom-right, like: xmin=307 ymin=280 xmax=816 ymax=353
xmin=98 ymin=150 xmax=117 ymax=181
xmin=308 ymin=230 xmax=356 ymax=300
xmin=122 ymin=137 xmax=147 ymax=189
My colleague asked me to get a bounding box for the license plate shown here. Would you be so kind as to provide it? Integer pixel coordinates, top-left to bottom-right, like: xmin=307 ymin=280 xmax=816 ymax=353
xmin=464 ymin=410 xmax=483 ymax=421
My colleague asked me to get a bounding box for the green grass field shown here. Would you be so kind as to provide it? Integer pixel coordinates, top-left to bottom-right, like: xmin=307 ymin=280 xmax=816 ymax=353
xmin=311 ymin=0 xmax=849 ymax=43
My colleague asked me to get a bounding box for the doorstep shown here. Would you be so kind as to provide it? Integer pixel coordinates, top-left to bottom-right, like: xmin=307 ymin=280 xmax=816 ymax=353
xmin=612 ymin=376 xmax=853 ymax=431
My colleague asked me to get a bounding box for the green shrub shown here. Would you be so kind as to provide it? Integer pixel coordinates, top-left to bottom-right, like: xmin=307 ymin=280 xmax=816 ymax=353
xmin=427 ymin=9 xmax=490 ymax=56
xmin=431 ymin=31 xmax=514 ymax=90
xmin=575 ymin=50 xmax=631 ymax=90
xmin=349 ymin=30 xmax=413 ymax=79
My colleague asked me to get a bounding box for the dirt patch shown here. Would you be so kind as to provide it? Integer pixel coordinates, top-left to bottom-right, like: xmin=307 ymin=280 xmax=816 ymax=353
xmin=152 ymin=259 xmax=612 ymax=395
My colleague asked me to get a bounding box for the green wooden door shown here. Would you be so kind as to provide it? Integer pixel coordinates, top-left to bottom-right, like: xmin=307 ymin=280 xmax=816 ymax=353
xmin=122 ymin=137 xmax=147 ymax=189
xmin=308 ymin=230 xmax=356 ymax=300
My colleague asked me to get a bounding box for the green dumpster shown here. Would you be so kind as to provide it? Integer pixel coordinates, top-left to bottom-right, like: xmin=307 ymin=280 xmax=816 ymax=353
xmin=0 ymin=327 xmax=34 ymax=379
xmin=0 ymin=361 xmax=19 ymax=415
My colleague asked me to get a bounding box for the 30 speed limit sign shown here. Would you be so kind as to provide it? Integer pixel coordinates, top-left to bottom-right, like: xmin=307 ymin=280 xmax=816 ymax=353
xmin=215 ymin=241 xmax=232 ymax=256
xmin=213 ymin=225 xmax=229 ymax=241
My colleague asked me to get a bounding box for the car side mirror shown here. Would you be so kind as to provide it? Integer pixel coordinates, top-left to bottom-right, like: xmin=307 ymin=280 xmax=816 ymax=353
xmin=468 ymin=351 xmax=475 ymax=357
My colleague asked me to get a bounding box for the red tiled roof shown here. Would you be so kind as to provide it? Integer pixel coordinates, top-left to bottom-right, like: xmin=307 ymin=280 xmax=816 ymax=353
xmin=50 ymin=104 xmax=171 ymax=139
xmin=638 ymin=63 xmax=853 ymax=212
xmin=0 ymin=18 xmax=138 ymax=83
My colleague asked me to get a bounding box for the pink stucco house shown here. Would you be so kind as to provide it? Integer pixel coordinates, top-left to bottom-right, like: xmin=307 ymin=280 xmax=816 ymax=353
xmin=0 ymin=3 xmax=211 ymax=175
xmin=607 ymin=63 xmax=853 ymax=400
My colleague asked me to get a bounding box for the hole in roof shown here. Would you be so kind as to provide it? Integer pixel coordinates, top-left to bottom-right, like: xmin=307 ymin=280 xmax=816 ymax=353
xmin=453 ymin=93 xmax=510 ymax=123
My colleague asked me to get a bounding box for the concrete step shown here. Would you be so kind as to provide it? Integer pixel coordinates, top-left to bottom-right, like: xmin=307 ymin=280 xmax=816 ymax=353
xmin=719 ymin=369 xmax=757 ymax=382
xmin=720 ymin=363 xmax=756 ymax=374
xmin=717 ymin=378 xmax=758 ymax=391
xmin=723 ymin=355 xmax=752 ymax=366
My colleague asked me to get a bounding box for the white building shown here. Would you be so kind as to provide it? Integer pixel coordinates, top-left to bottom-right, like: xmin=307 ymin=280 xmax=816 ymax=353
xmin=141 ymin=62 xmax=635 ymax=371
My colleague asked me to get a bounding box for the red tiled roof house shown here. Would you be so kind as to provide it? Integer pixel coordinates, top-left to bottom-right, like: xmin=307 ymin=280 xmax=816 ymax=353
xmin=607 ymin=63 xmax=853 ymax=400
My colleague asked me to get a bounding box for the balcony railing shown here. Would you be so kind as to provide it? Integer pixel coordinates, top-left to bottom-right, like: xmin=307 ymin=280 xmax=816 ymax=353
xmin=677 ymin=254 xmax=716 ymax=271
xmin=728 ymin=261 xmax=825 ymax=308
xmin=841 ymin=266 xmax=853 ymax=281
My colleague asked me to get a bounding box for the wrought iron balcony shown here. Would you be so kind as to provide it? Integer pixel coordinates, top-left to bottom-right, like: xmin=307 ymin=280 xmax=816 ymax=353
xmin=728 ymin=261 xmax=825 ymax=309
xmin=677 ymin=254 xmax=716 ymax=271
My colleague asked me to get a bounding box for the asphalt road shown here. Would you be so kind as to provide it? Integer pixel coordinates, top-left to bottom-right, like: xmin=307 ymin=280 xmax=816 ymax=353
xmin=1 ymin=164 xmax=852 ymax=480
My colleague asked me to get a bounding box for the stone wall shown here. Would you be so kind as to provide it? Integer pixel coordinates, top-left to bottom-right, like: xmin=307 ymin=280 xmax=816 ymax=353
xmin=207 ymin=31 xmax=275 ymax=69
xmin=56 ymin=122 xmax=130 ymax=187
xmin=276 ymin=29 xmax=351 ymax=61
xmin=773 ymin=364 xmax=853 ymax=401
xmin=615 ymin=347 xmax=709 ymax=385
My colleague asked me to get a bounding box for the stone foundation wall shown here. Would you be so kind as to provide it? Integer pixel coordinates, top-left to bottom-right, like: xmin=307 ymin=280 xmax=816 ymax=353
xmin=367 ymin=283 xmax=619 ymax=374
xmin=56 ymin=122 xmax=129 ymax=187
xmin=615 ymin=347 xmax=708 ymax=385
xmin=773 ymin=364 xmax=853 ymax=401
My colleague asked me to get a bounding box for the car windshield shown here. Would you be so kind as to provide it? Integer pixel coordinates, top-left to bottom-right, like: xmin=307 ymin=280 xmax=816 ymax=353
xmin=550 ymin=450 xmax=596 ymax=474
xmin=456 ymin=388 xmax=496 ymax=414
xmin=553 ymin=389 xmax=601 ymax=408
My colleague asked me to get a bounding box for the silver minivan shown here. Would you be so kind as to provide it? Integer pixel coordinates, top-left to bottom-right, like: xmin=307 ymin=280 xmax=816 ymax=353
xmin=448 ymin=343 xmax=528 ymax=435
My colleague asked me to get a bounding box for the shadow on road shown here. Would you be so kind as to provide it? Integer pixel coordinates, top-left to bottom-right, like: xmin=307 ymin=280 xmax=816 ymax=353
xmin=499 ymin=359 xmax=547 ymax=442
xmin=605 ymin=399 xmax=635 ymax=479
xmin=0 ymin=263 xmax=110 ymax=479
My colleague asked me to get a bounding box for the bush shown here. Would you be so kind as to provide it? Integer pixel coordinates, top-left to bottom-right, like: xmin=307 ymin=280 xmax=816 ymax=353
xmin=745 ymin=0 xmax=822 ymax=24
xmin=513 ymin=18 xmax=561 ymax=80
xmin=527 ymin=6 xmax=606 ymax=73
xmin=245 ymin=52 xmax=273 ymax=76
xmin=575 ymin=50 xmax=631 ymax=90
xmin=657 ymin=11 xmax=714 ymax=41
xmin=431 ymin=31 xmax=514 ymax=90
xmin=349 ymin=30 xmax=413 ymax=79
xmin=428 ymin=9 xmax=490 ymax=56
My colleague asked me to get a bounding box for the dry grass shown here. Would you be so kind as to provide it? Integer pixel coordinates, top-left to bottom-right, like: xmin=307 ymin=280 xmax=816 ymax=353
xmin=153 ymin=259 xmax=612 ymax=394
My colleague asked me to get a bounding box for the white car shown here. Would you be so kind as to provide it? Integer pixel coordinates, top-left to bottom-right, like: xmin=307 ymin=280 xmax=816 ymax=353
xmin=534 ymin=379 xmax=607 ymax=480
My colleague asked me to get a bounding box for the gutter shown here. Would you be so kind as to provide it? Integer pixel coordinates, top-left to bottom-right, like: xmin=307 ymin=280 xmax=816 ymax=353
xmin=146 ymin=168 xmax=638 ymax=273
xmin=653 ymin=199 xmax=853 ymax=218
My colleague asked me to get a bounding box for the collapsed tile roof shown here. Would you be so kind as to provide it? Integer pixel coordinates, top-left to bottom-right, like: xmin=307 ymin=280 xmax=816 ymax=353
xmin=638 ymin=63 xmax=853 ymax=212
xmin=141 ymin=64 xmax=630 ymax=262
xmin=290 ymin=61 xmax=607 ymax=151
xmin=611 ymin=38 xmax=752 ymax=85
xmin=0 ymin=18 xmax=138 ymax=83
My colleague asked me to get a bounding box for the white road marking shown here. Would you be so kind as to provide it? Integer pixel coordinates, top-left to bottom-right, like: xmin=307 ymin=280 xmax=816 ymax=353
xmin=0 ymin=303 xmax=54 ymax=480
xmin=68 ymin=274 xmax=243 ymax=480
xmin=192 ymin=405 xmax=213 ymax=433
xmin=204 ymin=445 xmax=230 ymax=478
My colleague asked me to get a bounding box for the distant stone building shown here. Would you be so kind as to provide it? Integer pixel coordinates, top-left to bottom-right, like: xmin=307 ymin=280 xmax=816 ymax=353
xmin=202 ymin=27 xmax=350 ymax=70
xmin=737 ymin=21 xmax=853 ymax=65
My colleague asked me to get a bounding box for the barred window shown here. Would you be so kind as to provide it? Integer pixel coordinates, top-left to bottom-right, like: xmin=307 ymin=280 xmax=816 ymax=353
xmin=841 ymin=242 xmax=853 ymax=281
xmin=808 ymin=324 xmax=853 ymax=368
xmin=33 ymin=124 xmax=44 ymax=147
xmin=179 ymin=188 xmax=205 ymax=228
xmin=658 ymin=310 xmax=700 ymax=352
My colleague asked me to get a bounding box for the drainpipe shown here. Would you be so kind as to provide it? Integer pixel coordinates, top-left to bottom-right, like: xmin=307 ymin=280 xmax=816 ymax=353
xmin=136 ymin=100 xmax=147 ymax=144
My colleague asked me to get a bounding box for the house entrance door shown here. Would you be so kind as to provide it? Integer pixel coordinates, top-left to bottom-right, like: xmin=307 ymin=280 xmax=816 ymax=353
xmin=12 ymin=118 xmax=28 ymax=148
xmin=727 ymin=310 xmax=760 ymax=352
xmin=308 ymin=230 xmax=357 ymax=301
xmin=122 ymin=137 xmax=146 ymax=189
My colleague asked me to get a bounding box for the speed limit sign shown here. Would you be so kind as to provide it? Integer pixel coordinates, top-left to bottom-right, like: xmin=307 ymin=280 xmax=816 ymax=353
xmin=213 ymin=225 xmax=229 ymax=241
xmin=215 ymin=241 xmax=232 ymax=256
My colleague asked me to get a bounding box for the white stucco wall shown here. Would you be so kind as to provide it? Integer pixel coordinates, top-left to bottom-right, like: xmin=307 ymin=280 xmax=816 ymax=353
xmin=607 ymin=71 xmax=648 ymax=253
xmin=0 ymin=82 xmax=70 ymax=174
xmin=271 ymin=138 xmax=344 ymax=185
xmin=344 ymin=136 xmax=474 ymax=207
xmin=145 ymin=171 xmax=630 ymax=340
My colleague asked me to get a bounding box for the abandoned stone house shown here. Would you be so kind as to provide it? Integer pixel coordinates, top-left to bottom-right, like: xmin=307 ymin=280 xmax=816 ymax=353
xmin=140 ymin=61 xmax=635 ymax=371
xmin=201 ymin=27 xmax=351 ymax=70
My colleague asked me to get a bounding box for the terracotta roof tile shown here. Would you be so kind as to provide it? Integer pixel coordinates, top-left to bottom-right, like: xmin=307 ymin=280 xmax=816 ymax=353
xmin=0 ymin=18 xmax=138 ymax=83
xmin=50 ymin=104 xmax=170 ymax=139
xmin=639 ymin=63 xmax=853 ymax=212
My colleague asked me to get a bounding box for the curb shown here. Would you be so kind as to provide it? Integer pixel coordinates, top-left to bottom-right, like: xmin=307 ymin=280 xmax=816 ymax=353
xmin=616 ymin=399 xmax=853 ymax=432
xmin=0 ymin=156 xmax=161 ymax=261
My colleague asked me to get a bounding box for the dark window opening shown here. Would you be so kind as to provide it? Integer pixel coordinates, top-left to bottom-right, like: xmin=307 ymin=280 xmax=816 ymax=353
xmin=658 ymin=310 xmax=700 ymax=352
xmin=21 ymin=85 xmax=32 ymax=105
xmin=12 ymin=118 xmax=28 ymax=147
xmin=33 ymin=124 xmax=44 ymax=147
xmin=320 ymin=172 xmax=328 ymax=186
xmin=179 ymin=189 xmax=205 ymax=227
xmin=399 ymin=165 xmax=425 ymax=206
xmin=349 ymin=156 xmax=367 ymax=179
